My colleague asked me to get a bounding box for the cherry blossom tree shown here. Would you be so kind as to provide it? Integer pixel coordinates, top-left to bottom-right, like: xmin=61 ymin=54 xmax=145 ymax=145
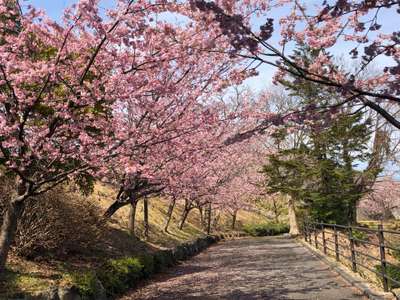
xmin=189 ymin=0 xmax=400 ymax=133
xmin=0 ymin=0 xmax=254 ymax=270
xmin=100 ymin=82 xmax=271 ymax=233
xmin=359 ymin=177 xmax=400 ymax=221
xmin=0 ymin=0 xmax=139 ymax=270
xmin=216 ymin=171 xmax=261 ymax=230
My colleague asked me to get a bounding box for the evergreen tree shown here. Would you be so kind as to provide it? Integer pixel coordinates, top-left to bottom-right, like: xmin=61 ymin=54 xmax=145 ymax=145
xmin=263 ymin=46 xmax=377 ymax=225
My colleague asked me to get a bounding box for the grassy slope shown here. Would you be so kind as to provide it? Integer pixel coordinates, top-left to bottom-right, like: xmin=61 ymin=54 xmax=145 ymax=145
xmin=1 ymin=183 xmax=264 ymax=297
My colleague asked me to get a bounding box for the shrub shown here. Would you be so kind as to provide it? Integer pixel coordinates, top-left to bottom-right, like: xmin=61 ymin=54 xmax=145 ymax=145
xmin=173 ymin=245 xmax=187 ymax=261
xmin=243 ymin=223 xmax=289 ymax=237
xmin=97 ymin=257 xmax=143 ymax=297
xmin=183 ymin=243 xmax=195 ymax=257
xmin=351 ymin=229 xmax=368 ymax=242
xmin=67 ymin=272 xmax=98 ymax=300
xmin=375 ymin=264 xmax=400 ymax=290
xmin=153 ymin=250 xmax=175 ymax=271
xmin=197 ymin=238 xmax=208 ymax=251
xmin=138 ymin=254 xmax=155 ymax=278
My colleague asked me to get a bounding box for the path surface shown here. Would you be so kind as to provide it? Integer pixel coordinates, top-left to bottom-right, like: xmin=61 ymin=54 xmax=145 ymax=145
xmin=121 ymin=236 xmax=366 ymax=300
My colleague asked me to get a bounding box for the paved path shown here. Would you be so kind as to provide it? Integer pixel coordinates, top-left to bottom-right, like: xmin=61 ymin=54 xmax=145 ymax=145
xmin=121 ymin=237 xmax=366 ymax=300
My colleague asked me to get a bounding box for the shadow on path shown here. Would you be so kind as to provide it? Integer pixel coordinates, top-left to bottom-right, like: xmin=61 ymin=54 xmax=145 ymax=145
xmin=120 ymin=236 xmax=366 ymax=300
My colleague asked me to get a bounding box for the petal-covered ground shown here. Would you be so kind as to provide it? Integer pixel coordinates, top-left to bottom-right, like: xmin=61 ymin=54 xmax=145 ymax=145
xmin=121 ymin=237 xmax=366 ymax=300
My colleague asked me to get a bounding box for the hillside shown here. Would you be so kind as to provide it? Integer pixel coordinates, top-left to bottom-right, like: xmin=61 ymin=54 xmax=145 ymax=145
xmin=1 ymin=183 xmax=265 ymax=298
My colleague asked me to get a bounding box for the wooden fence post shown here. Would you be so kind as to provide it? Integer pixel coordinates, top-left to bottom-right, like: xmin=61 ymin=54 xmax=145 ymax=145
xmin=314 ymin=224 xmax=318 ymax=249
xmin=334 ymin=225 xmax=339 ymax=261
xmin=322 ymin=224 xmax=327 ymax=255
xmin=348 ymin=227 xmax=357 ymax=272
xmin=304 ymin=222 xmax=308 ymax=242
xmin=378 ymin=224 xmax=389 ymax=292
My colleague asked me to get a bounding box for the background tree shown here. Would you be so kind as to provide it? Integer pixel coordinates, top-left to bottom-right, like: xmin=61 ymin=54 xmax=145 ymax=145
xmin=358 ymin=177 xmax=400 ymax=221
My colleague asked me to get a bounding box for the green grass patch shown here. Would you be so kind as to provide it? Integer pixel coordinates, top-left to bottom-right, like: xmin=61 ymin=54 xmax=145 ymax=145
xmin=0 ymin=270 xmax=50 ymax=299
xmin=243 ymin=222 xmax=289 ymax=237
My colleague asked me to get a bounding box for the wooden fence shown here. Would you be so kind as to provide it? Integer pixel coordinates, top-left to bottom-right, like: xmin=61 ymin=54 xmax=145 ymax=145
xmin=303 ymin=222 xmax=400 ymax=292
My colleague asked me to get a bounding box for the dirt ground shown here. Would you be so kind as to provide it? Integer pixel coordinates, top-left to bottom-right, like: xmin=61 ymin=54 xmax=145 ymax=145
xmin=120 ymin=236 xmax=367 ymax=300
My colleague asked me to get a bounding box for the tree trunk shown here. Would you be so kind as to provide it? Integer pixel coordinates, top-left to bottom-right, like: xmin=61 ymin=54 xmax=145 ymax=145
xmin=199 ymin=207 xmax=205 ymax=229
xmin=0 ymin=200 xmax=25 ymax=271
xmin=231 ymin=211 xmax=237 ymax=230
xmin=103 ymin=200 xmax=128 ymax=219
xmin=164 ymin=198 xmax=175 ymax=233
xmin=143 ymin=198 xmax=149 ymax=239
xmin=206 ymin=203 xmax=212 ymax=235
xmin=287 ymin=195 xmax=300 ymax=236
xmin=128 ymin=201 xmax=137 ymax=236
xmin=348 ymin=201 xmax=358 ymax=225
xmin=213 ymin=213 xmax=220 ymax=230
xmin=273 ymin=199 xmax=280 ymax=223
xmin=179 ymin=208 xmax=189 ymax=230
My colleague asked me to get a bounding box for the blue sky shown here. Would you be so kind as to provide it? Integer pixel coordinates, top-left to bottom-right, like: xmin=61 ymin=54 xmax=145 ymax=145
xmin=24 ymin=0 xmax=76 ymax=19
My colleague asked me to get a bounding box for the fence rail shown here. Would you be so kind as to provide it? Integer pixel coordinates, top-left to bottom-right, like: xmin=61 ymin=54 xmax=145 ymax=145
xmin=303 ymin=222 xmax=400 ymax=292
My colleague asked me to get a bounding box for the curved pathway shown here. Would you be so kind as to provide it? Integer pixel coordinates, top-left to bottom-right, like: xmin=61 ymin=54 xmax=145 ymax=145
xmin=121 ymin=236 xmax=366 ymax=300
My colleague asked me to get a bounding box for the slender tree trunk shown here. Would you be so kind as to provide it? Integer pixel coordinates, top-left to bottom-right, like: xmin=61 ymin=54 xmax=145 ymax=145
xmin=213 ymin=212 xmax=220 ymax=230
xmin=231 ymin=211 xmax=237 ymax=230
xmin=128 ymin=201 xmax=137 ymax=236
xmin=143 ymin=198 xmax=149 ymax=239
xmin=164 ymin=198 xmax=175 ymax=233
xmin=0 ymin=199 xmax=25 ymax=272
xmin=198 ymin=207 xmax=205 ymax=229
xmin=179 ymin=199 xmax=192 ymax=230
xmin=287 ymin=195 xmax=300 ymax=236
xmin=206 ymin=203 xmax=212 ymax=235
xmin=179 ymin=208 xmax=190 ymax=230
xmin=273 ymin=199 xmax=280 ymax=223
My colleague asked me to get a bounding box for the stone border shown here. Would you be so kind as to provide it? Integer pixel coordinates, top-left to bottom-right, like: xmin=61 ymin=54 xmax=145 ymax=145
xmin=297 ymin=238 xmax=394 ymax=300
